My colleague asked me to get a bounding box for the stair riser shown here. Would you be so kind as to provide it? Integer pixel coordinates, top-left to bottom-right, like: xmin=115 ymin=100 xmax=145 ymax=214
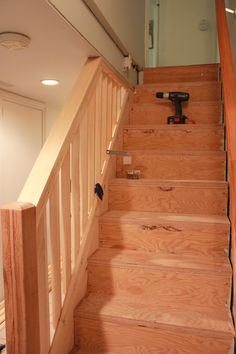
xmin=129 ymin=102 xmax=221 ymax=125
xmin=108 ymin=183 xmax=228 ymax=216
xmin=116 ymin=153 xmax=226 ymax=180
xmin=123 ymin=128 xmax=224 ymax=151
xmin=99 ymin=222 xmax=229 ymax=258
xmin=143 ymin=64 xmax=219 ymax=84
xmin=75 ymin=318 xmax=232 ymax=354
xmin=134 ymin=83 xmax=221 ymax=104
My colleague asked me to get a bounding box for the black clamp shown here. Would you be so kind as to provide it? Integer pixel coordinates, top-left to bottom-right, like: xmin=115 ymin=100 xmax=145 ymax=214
xmin=95 ymin=183 xmax=104 ymax=201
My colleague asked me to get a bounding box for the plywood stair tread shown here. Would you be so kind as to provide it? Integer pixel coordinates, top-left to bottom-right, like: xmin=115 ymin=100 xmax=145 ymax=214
xmin=118 ymin=149 xmax=226 ymax=156
xmin=124 ymin=124 xmax=223 ymax=130
xmin=89 ymin=248 xmax=231 ymax=276
xmin=131 ymin=100 xmax=221 ymax=108
xmin=109 ymin=178 xmax=227 ymax=188
xmin=100 ymin=210 xmax=229 ymax=226
xmin=135 ymin=81 xmax=221 ymax=88
xmin=76 ymin=292 xmax=233 ymax=338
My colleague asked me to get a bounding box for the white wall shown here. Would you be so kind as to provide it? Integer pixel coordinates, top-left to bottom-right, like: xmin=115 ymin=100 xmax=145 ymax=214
xmin=93 ymin=0 xmax=145 ymax=66
xmin=48 ymin=0 xmax=145 ymax=82
xmin=158 ymin=0 xmax=218 ymax=66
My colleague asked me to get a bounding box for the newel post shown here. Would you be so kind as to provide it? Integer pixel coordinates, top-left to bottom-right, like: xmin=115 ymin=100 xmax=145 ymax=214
xmin=0 ymin=202 xmax=41 ymax=354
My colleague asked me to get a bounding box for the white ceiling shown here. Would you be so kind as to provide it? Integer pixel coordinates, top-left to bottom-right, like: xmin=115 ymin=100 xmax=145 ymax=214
xmin=0 ymin=0 xmax=97 ymax=107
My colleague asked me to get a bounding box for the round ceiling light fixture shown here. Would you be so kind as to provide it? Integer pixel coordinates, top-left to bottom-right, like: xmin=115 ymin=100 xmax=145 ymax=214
xmin=41 ymin=79 xmax=60 ymax=86
xmin=0 ymin=32 xmax=31 ymax=50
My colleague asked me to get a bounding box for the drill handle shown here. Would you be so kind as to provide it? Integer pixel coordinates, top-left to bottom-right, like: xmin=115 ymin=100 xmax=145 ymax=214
xmin=175 ymin=100 xmax=182 ymax=116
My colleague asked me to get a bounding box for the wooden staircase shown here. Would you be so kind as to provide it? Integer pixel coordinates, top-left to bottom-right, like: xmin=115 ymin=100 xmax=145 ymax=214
xmin=72 ymin=64 xmax=234 ymax=353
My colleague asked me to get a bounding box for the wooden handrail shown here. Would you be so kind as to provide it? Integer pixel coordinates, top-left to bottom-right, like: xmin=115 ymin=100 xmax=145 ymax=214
xmin=0 ymin=57 xmax=133 ymax=354
xmin=215 ymin=0 xmax=236 ymax=321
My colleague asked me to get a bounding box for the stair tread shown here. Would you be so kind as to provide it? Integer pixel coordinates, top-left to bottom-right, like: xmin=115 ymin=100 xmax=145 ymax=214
xmin=100 ymin=210 xmax=229 ymax=225
xmin=89 ymin=248 xmax=231 ymax=275
xmin=135 ymin=81 xmax=221 ymax=88
xmin=131 ymin=100 xmax=221 ymax=107
xmin=109 ymin=178 xmax=227 ymax=188
xmin=119 ymin=150 xmax=226 ymax=156
xmin=76 ymin=291 xmax=234 ymax=338
xmin=124 ymin=124 xmax=223 ymax=130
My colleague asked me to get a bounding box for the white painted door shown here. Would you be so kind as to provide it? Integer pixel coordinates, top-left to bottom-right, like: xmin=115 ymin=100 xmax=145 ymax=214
xmin=145 ymin=0 xmax=160 ymax=67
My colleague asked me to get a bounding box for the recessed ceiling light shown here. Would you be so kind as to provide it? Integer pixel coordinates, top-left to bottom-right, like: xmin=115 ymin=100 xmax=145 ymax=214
xmin=41 ymin=79 xmax=59 ymax=86
xmin=0 ymin=32 xmax=31 ymax=50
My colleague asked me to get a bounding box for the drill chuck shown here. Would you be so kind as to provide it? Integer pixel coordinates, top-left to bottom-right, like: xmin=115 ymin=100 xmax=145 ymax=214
xmin=156 ymin=92 xmax=170 ymax=99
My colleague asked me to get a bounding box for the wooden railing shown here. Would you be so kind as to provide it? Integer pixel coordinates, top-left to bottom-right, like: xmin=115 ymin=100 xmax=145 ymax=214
xmin=215 ymin=0 xmax=236 ymax=320
xmin=0 ymin=57 xmax=132 ymax=354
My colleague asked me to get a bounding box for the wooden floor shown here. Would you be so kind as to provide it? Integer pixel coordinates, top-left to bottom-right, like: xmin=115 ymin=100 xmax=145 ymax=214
xmin=72 ymin=64 xmax=234 ymax=353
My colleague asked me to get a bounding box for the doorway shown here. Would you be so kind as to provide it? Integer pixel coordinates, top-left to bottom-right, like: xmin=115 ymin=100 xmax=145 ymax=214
xmin=145 ymin=0 xmax=160 ymax=67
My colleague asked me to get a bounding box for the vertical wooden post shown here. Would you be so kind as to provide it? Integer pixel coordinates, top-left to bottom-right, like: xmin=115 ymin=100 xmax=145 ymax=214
xmin=0 ymin=202 xmax=40 ymax=354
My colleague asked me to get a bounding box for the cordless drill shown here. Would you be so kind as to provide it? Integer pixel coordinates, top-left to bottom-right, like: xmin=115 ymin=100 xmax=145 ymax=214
xmin=155 ymin=91 xmax=190 ymax=124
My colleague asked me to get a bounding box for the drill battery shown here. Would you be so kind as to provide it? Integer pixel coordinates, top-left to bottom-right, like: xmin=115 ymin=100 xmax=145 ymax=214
xmin=168 ymin=115 xmax=187 ymax=124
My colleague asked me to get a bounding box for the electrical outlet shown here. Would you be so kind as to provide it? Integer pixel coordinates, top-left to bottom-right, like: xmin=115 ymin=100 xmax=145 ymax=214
xmin=123 ymin=155 xmax=132 ymax=165
xmin=123 ymin=54 xmax=132 ymax=71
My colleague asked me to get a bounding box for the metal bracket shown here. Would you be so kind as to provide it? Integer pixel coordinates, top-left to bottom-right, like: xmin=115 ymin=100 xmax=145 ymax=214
xmin=106 ymin=149 xmax=130 ymax=156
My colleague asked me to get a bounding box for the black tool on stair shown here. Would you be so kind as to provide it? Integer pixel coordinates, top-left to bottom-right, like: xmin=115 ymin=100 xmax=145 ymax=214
xmin=0 ymin=344 xmax=5 ymax=352
xmin=155 ymin=91 xmax=190 ymax=124
xmin=95 ymin=183 xmax=104 ymax=201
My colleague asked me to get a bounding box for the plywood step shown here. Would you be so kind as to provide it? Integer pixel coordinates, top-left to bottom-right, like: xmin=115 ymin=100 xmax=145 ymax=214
xmin=74 ymin=317 xmax=233 ymax=354
xmin=88 ymin=247 xmax=231 ymax=277
xmin=129 ymin=101 xmax=221 ymax=125
xmin=75 ymin=291 xmax=233 ymax=353
xmin=99 ymin=210 xmax=229 ymax=258
xmin=134 ymin=81 xmax=221 ymax=104
xmin=108 ymin=179 xmax=228 ymax=216
xmin=143 ymin=64 xmax=219 ymax=84
xmin=116 ymin=150 xmax=226 ymax=180
xmin=87 ymin=250 xmax=231 ymax=311
xmin=123 ymin=125 xmax=224 ymax=151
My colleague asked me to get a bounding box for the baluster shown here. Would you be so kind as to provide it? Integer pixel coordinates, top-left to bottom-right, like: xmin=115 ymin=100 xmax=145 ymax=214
xmin=49 ymin=177 xmax=62 ymax=328
xmin=71 ymin=137 xmax=80 ymax=267
xmin=106 ymin=78 xmax=113 ymax=147
xmin=101 ymin=75 xmax=108 ymax=173
xmin=95 ymin=76 xmax=102 ymax=180
xmin=80 ymin=111 xmax=89 ymax=235
xmin=61 ymin=149 xmax=72 ymax=293
xmin=88 ymin=94 xmax=96 ymax=214
xmin=37 ymin=210 xmax=51 ymax=348
xmin=112 ymin=83 xmax=118 ymax=137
